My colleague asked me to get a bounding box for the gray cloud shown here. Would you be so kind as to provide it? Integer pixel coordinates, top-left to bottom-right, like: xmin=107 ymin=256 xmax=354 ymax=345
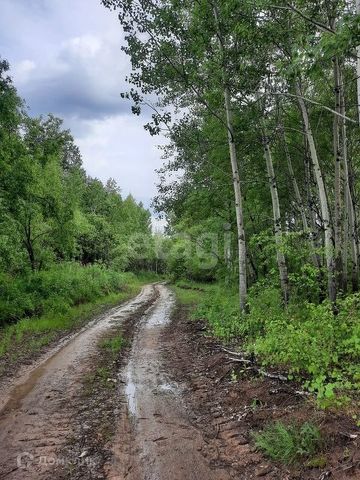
xmin=0 ymin=0 xmax=167 ymax=214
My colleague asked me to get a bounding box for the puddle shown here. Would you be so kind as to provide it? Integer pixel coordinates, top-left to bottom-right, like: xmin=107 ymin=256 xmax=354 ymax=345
xmin=124 ymin=285 xmax=175 ymax=420
xmin=114 ymin=284 xmax=231 ymax=480
xmin=125 ymin=371 xmax=137 ymax=416
xmin=158 ymin=382 xmax=178 ymax=394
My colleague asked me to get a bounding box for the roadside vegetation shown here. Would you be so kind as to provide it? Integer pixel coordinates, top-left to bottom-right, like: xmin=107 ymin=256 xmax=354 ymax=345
xmin=172 ymin=280 xmax=360 ymax=405
xmin=253 ymin=421 xmax=323 ymax=465
xmin=102 ymin=0 xmax=360 ymax=408
xmin=0 ymin=59 xmax=162 ymax=372
xmin=0 ymin=270 xmax=154 ymax=375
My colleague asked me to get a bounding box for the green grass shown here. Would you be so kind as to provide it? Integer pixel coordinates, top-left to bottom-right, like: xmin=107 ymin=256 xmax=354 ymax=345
xmin=99 ymin=334 xmax=127 ymax=357
xmin=171 ymin=280 xmax=214 ymax=306
xmin=0 ymin=268 xmax=160 ymax=369
xmin=177 ymin=279 xmax=360 ymax=401
xmin=253 ymin=421 xmax=322 ymax=464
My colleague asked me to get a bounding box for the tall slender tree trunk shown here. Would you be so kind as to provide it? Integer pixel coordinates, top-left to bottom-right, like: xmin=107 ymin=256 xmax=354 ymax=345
xmin=356 ymin=0 xmax=360 ymax=125
xmin=295 ymin=80 xmax=336 ymax=303
xmin=223 ymin=86 xmax=248 ymax=312
xmin=339 ymin=68 xmax=359 ymax=291
xmin=262 ymin=131 xmax=290 ymax=304
xmin=281 ymin=124 xmax=320 ymax=268
xmin=333 ymin=57 xmax=344 ymax=291
xmin=213 ymin=3 xmax=247 ymax=312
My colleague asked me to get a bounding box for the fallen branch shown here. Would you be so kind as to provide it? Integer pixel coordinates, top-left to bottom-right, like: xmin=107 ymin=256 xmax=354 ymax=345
xmin=226 ymin=356 xmax=252 ymax=365
xmin=225 ymin=354 xmax=287 ymax=381
xmin=222 ymin=346 xmax=249 ymax=358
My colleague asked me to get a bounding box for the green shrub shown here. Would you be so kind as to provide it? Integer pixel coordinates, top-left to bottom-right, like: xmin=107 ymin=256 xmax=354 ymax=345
xmin=254 ymin=421 xmax=322 ymax=464
xmin=0 ymin=264 xmax=144 ymax=359
xmin=0 ymin=263 xmax=129 ymax=327
xmin=194 ymin=286 xmax=240 ymax=342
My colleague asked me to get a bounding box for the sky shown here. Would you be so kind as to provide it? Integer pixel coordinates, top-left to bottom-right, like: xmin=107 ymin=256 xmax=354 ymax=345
xmin=0 ymin=0 xmax=167 ymax=227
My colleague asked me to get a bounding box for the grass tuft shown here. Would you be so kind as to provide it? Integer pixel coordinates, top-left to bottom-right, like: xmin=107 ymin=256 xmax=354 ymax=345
xmin=253 ymin=421 xmax=322 ymax=464
xmin=99 ymin=335 xmax=127 ymax=357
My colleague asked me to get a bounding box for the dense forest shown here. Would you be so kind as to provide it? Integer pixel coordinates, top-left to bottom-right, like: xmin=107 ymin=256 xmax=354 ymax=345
xmin=0 ymin=57 xmax=155 ymax=333
xmin=100 ymin=0 xmax=360 ymax=402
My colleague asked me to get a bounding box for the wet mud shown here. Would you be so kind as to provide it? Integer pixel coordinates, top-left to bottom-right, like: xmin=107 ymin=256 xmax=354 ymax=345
xmin=0 ymin=285 xmax=155 ymax=479
xmin=107 ymin=284 xmax=230 ymax=480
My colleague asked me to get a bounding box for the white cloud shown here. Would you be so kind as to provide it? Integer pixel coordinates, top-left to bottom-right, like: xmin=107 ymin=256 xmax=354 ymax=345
xmin=75 ymin=114 xmax=167 ymax=208
xmin=12 ymin=59 xmax=36 ymax=84
xmin=64 ymin=35 xmax=102 ymax=59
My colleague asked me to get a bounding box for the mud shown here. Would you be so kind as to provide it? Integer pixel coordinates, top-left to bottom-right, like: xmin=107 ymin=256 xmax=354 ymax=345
xmin=2 ymin=283 xmax=358 ymax=480
xmin=0 ymin=285 xmax=156 ymax=480
xmin=106 ymin=284 xmax=230 ymax=480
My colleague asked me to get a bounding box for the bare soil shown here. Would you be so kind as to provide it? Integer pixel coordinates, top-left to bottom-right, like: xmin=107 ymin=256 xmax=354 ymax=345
xmin=0 ymin=285 xmax=156 ymax=479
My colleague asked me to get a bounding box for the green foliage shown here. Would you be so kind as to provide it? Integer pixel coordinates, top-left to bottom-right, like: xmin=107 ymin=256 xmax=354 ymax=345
xmin=0 ymin=263 xmax=131 ymax=327
xmin=190 ymin=281 xmax=360 ymax=400
xmin=0 ymin=267 xmax=143 ymax=359
xmin=194 ymin=286 xmax=240 ymax=342
xmin=254 ymin=421 xmax=322 ymax=464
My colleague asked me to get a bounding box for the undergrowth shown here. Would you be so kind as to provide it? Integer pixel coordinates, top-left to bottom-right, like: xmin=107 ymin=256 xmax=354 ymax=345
xmin=0 ymin=265 xmax=158 ymax=365
xmin=177 ymin=280 xmax=360 ymax=403
xmin=99 ymin=335 xmax=127 ymax=358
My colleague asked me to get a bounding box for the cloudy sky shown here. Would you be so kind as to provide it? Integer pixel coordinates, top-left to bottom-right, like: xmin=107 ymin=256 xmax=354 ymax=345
xmin=0 ymin=0 xmax=167 ymax=218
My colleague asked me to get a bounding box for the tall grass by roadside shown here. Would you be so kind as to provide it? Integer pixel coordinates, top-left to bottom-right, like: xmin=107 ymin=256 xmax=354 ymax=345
xmin=0 ymin=264 xmax=158 ymax=364
xmin=253 ymin=421 xmax=322 ymax=464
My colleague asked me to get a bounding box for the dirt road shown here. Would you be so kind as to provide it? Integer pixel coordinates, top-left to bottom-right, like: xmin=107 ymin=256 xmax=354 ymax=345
xmin=0 ymin=285 xmax=155 ymax=479
xmin=0 ymin=284 xmax=229 ymax=480
xmin=106 ymin=283 xmax=230 ymax=480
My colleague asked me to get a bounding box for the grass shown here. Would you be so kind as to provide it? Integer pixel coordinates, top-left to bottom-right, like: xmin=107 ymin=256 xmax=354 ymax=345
xmin=0 ymin=269 xmax=160 ymax=373
xmin=99 ymin=334 xmax=127 ymax=358
xmin=171 ymin=280 xmax=214 ymax=306
xmin=174 ymin=279 xmax=360 ymax=401
xmin=253 ymin=421 xmax=322 ymax=464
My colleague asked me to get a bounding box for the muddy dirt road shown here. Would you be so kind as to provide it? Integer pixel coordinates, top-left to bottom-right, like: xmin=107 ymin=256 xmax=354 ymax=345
xmin=107 ymin=284 xmax=230 ymax=480
xmin=0 ymin=285 xmax=155 ymax=479
xmin=0 ymin=284 xmax=229 ymax=480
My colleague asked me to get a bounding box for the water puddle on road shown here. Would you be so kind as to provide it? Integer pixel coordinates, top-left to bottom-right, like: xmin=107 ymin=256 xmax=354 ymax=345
xmin=123 ymin=285 xmax=176 ymax=420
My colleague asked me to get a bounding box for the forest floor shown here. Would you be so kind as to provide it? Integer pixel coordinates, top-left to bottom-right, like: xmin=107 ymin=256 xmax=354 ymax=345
xmin=0 ymin=283 xmax=359 ymax=480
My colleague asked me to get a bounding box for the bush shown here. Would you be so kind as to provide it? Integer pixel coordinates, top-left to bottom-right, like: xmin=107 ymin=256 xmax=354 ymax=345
xmin=191 ymin=281 xmax=360 ymax=400
xmin=194 ymin=286 xmax=240 ymax=342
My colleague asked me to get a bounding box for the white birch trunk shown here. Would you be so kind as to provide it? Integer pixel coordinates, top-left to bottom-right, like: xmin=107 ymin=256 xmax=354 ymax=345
xmin=212 ymin=3 xmax=247 ymax=312
xmin=333 ymin=57 xmax=344 ymax=290
xmin=340 ymin=68 xmax=358 ymax=291
xmin=282 ymin=130 xmax=320 ymax=268
xmin=295 ymin=81 xmax=336 ymax=302
xmin=224 ymin=86 xmax=248 ymax=312
xmin=263 ymin=132 xmax=290 ymax=304
xmin=356 ymin=0 xmax=360 ymax=125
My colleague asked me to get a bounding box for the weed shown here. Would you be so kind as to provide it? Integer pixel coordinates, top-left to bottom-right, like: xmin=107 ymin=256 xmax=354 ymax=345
xmin=99 ymin=335 xmax=126 ymax=357
xmin=253 ymin=421 xmax=322 ymax=464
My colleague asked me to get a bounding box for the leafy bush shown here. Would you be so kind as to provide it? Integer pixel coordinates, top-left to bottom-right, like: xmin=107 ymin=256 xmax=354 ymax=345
xmin=194 ymin=286 xmax=240 ymax=342
xmin=254 ymin=421 xmax=322 ymax=464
